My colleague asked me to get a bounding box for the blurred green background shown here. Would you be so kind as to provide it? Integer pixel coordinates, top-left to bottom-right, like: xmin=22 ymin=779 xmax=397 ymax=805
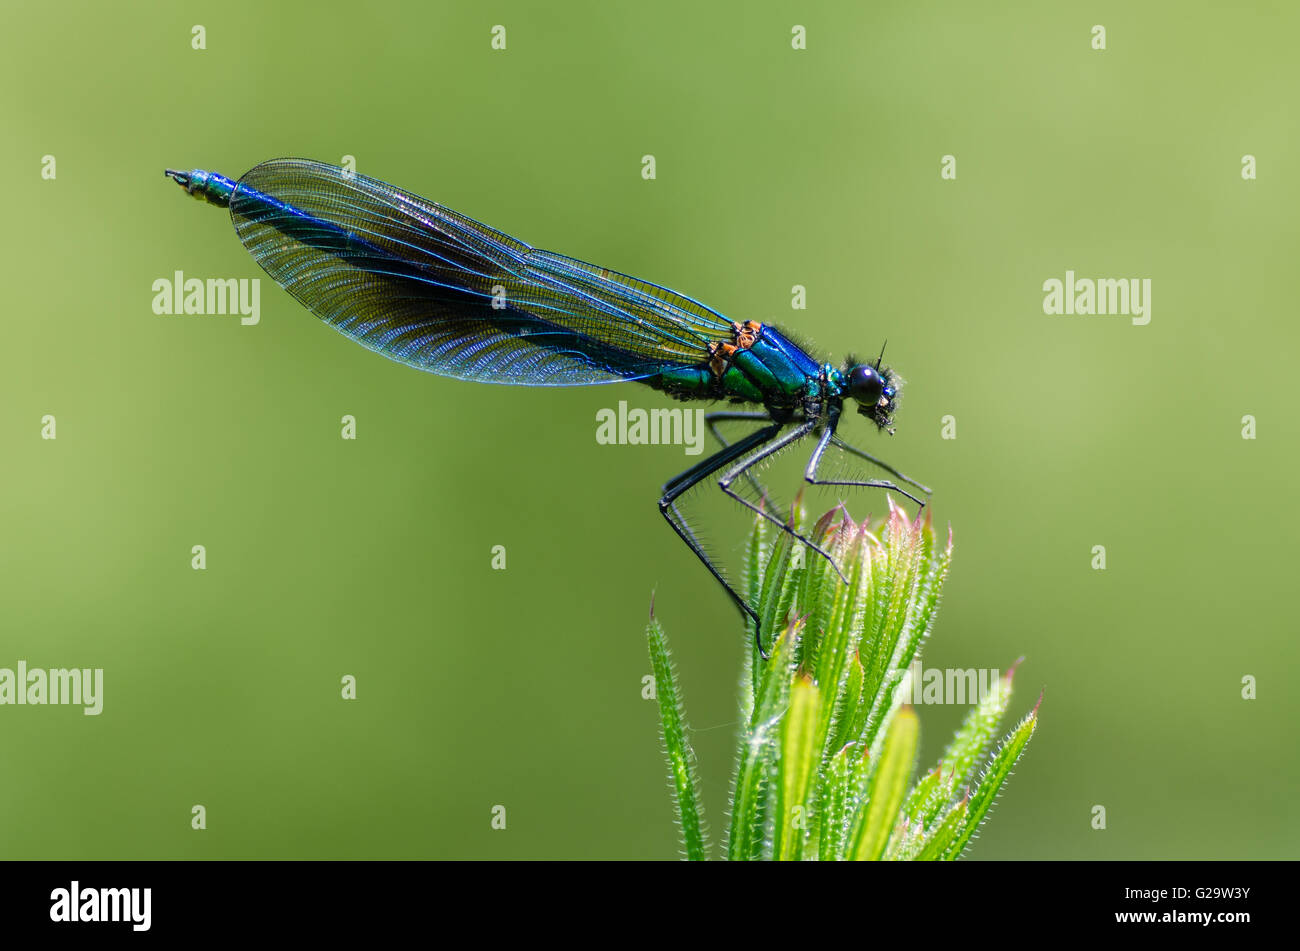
xmin=2 ymin=0 xmax=1296 ymax=859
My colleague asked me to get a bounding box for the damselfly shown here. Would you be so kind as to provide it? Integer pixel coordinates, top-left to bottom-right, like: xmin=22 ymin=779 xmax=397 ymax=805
xmin=165 ymin=159 xmax=930 ymax=654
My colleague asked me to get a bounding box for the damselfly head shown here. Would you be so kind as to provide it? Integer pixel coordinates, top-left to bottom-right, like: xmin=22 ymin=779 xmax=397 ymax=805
xmin=845 ymin=361 xmax=899 ymax=434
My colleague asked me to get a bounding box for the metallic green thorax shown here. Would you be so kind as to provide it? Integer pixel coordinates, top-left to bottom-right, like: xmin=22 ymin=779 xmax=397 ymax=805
xmin=650 ymin=324 xmax=826 ymax=416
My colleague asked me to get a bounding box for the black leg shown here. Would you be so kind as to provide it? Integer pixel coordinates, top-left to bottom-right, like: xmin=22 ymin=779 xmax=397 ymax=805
xmin=717 ymin=420 xmax=847 ymax=576
xmin=663 ymin=410 xmax=775 ymax=567
xmin=704 ymin=410 xmax=774 ymax=501
xmin=804 ymin=419 xmax=931 ymax=509
xmin=659 ymin=424 xmax=783 ymax=654
xmin=660 ymin=413 xmax=931 ymax=659
xmin=717 ymin=420 xmax=849 ymax=588
xmin=830 ymin=434 xmax=932 ymax=497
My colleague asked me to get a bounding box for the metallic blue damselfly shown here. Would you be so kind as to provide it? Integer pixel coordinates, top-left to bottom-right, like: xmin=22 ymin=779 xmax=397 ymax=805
xmin=165 ymin=159 xmax=930 ymax=654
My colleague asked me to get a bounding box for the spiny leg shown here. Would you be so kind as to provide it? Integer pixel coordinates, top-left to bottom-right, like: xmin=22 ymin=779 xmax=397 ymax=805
xmin=669 ymin=410 xmax=780 ymax=559
xmin=717 ymin=420 xmax=850 ymax=587
xmin=705 ymin=410 xmax=775 ymax=502
xmin=659 ymin=423 xmax=782 ymax=654
xmin=831 ymin=433 xmax=931 ymax=497
xmin=805 ymin=422 xmax=931 ymax=509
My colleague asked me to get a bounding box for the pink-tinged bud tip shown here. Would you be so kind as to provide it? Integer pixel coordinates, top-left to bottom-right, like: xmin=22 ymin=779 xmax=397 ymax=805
xmin=1004 ymin=656 xmax=1026 ymax=684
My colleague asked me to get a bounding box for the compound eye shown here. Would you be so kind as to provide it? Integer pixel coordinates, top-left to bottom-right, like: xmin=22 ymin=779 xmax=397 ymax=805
xmin=848 ymin=365 xmax=884 ymax=405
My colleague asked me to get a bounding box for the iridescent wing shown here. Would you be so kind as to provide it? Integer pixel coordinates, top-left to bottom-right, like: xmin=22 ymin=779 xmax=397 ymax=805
xmin=228 ymin=158 xmax=732 ymax=385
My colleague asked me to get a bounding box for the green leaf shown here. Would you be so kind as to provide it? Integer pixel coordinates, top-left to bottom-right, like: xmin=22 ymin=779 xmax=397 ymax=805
xmin=755 ymin=518 xmax=798 ymax=672
xmin=652 ymin=505 xmax=1038 ymax=861
xmin=728 ymin=618 xmax=802 ymax=860
xmin=807 ymin=522 xmax=872 ymax=836
xmin=744 ymin=501 xmax=771 ymax=611
xmin=738 ymin=513 xmax=770 ymax=724
xmin=774 ymin=677 xmax=820 ymax=860
xmin=900 ymin=763 xmax=944 ymax=828
xmin=891 ymin=516 xmax=953 ymax=679
xmin=814 ymin=521 xmax=868 ymax=701
xmin=810 ymin=540 xmax=853 ymax=681
xmin=915 ymin=797 xmax=970 ymax=861
xmin=830 ymin=650 xmax=865 ymax=753
xmin=927 ymin=661 xmax=1017 ymax=822
xmin=859 ymin=504 xmax=919 ymax=750
xmin=817 ymin=743 xmax=857 ymax=860
xmin=944 ymin=701 xmax=1039 ymax=859
xmin=798 ymin=507 xmax=845 ymax=667
xmin=646 ymin=614 xmax=709 ymax=860
xmin=849 ymin=705 xmax=919 ymax=860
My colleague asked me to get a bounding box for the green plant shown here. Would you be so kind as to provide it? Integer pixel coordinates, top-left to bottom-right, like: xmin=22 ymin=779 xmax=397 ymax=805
xmin=646 ymin=500 xmax=1038 ymax=860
